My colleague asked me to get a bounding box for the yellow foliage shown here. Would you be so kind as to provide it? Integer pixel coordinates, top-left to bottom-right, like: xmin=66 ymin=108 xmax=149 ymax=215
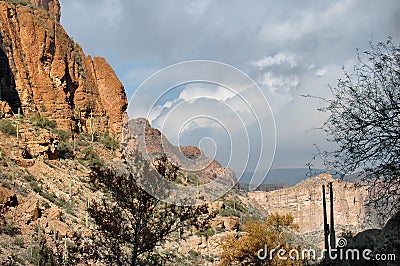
xmin=219 ymin=213 xmax=302 ymax=266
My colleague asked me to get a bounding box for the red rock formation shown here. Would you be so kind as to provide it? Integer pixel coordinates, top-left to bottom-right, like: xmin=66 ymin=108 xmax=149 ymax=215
xmin=28 ymin=0 xmax=60 ymax=22
xmin=180 ymin=146 xmax=202 ymax=159
xmin=124 ymin=118 xmax=237 ymax=185
xmin=0 ymin=0 xmax=127 ymax=137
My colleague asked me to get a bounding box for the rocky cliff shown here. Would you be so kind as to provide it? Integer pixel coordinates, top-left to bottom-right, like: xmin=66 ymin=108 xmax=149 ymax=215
xmin=248 ymin=174 xmax=382 ymax=246
xmin=28 ymin=0 xmax=60 ymax=22
xmin=0 ymin=0 xmax=127 ymax=137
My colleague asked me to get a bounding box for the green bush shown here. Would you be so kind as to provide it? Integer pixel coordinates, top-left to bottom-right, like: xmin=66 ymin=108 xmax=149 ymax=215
xmin=30 ymin=180 xmax=42 ymax=193
xmin=99 ymin=132 xmax=119 ymax=150
xmin=78 ymin=132 xmax=91 ymax=141
xmin=196 ymin=225 xmax=215 ymax=237
xmin=188 ymin=250 xmax=200 ymax=258
xmin=0 ymin=147 xmax=6 ymax=160
xmin=30 ymin=114 xmax=56 ymax=129
xmin=13 ymin=237 xmax=24 ymax=247
xmin=53 ymin=129 xmax=70 ymax=142
xmin=82 ymin=146 xmax=103 ymax=168
xmin=225 ymin=199 xmax=247 ymax=212
xmin=4 ymin=0 xmax=29 ymax=6
xmin=0 ymin=220 xmax=21 ymax=236
xmin=216 ymin=208 xmax=241 ymax=218
xmin=0 ymin=119 xmax=17 ymax=136
xmin=30 ymin=242 xmax=56 ymax=266
xmin=57 ymin=142 xmax=74 ymax=159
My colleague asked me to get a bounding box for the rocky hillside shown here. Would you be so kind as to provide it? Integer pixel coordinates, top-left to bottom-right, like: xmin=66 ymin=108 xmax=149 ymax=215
xmin=0 ymin=0 xmax=127 ymax=137
xmin=0 ymin=122 xmax=263 ymax=265
xmin=126 ymin=118 xmax=236 ymax=189
xmin=0 ymin=1 xmax=393 ymax=265
xmin=0 ymin=2 xmax=253 ymax=264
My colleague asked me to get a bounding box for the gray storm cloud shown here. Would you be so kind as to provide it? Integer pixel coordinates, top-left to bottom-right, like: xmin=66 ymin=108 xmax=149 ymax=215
xmin=60 ymin=0 xmax=400 ymax=170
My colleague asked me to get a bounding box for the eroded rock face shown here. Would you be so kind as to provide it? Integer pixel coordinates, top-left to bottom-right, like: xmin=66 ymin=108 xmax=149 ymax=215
xmin=0 ymin=1 xmax=127 ymax=137
xmin=248 ymin=174 xmax=382 ymax=245
xmin=180 ymin=146 xmax=202 ymax=159
xmin=0 ymin=100 xmax=12 ymax=117
xmin=29 ymin=0 xmax=60 ymax=22
xmin=211 ymin=215 xmax=240 ymax=231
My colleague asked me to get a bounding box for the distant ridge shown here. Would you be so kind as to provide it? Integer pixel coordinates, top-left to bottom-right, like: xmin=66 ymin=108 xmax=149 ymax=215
xmin=238 ymin=168 xmax=341 ymax=188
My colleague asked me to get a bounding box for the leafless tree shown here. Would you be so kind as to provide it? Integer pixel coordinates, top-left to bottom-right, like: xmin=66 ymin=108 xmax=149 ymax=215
xmin=89 ymin=151 xmax=211 ymax=265
xmin=310 ymin=37 xmax=400 ymax=219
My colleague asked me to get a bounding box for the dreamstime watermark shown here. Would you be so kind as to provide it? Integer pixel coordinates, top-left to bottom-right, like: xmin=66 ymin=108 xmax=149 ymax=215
xmin=257 ymin=238 xmax=396 ymax=262
xmin=125 ymin=60 xmax=277 ymax=206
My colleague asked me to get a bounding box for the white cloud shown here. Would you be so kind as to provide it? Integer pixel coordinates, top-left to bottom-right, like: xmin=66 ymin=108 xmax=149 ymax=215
xmin=179 ymin=84 xmax=236 ymax=101
xmin=315 ymin=67 xmax=329 ymax=77
xmin=60 ymin=0 xmax=400 ymax=171
xmin=252 ymin=52 xmax=297 ymax=69
xmin=261 ymin=72 xmax=299 ymax=95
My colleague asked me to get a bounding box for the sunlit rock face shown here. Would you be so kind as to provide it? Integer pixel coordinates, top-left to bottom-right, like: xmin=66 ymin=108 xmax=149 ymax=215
xmin=248 ymin=174 xmax=383 ymax=246
xmin=0 ymin=0 xmax=127 ymax=137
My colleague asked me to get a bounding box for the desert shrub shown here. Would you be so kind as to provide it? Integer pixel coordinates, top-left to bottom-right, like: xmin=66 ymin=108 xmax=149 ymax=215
xmin=82 ymin=146 xmax=103 ymax=168
xmin=30 ymin=180 xmax=42 ymax=193
xmin=40 ymin=191 xmax=57 ymax=204
xmin=77 ymin=132 xmax=91 ymax=146
xmin=0 ymin=147 xmax=6 ymax=160
xmin=220 ymin=214 xmax=301 ymax=265
xmin=29 ymin=240 xmax=56 ymax=266
xmin=216 ymin=208 xmax=241 ymax=218
xmin=225 ymin=199 xmax=247 ymax=212
xmin=53 ymin=129 xmax=70 ymax=142
xmin=57 ymin=142 xmax=74 ymax=160
xmin=78 ymin=132 xmax=91 ymax=141
xmin=188 ymin=250 xmax=200 ymax=258
xmin=0 ymin=119 xmax=17 ymax=136
xmin=13 ymin=237 xmax=24 ymax=247
xmin=23 ymin=172 xmax=35 ymax=182
xmin=4 ymin=0 xmax=29 ymax=6
xmin=30 ymin=114 xmax=56 ymax=129
xmin=99 ymin=132 xmax=119 ymax=150
xmin=0 ymin=220 xmax=21 ymax=236
xmin=196 ymin=225 xmax=215 ymax=238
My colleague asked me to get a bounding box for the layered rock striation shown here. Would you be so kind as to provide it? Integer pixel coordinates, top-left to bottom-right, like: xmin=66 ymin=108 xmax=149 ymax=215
xmin=248 ymin=174 xmax=381 ymax=236
xmin=0 ymin=0 xmax=127 ymax=137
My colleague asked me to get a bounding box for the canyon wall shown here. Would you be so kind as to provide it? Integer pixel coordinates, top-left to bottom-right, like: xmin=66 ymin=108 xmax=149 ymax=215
xmin=0 ymin=0 xmax=127 ymax=137
xmin=248 ymin=174 xmax=382 ymax=236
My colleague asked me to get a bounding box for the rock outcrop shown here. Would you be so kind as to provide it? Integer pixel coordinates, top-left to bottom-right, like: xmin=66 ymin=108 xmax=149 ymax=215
xmin=124 ymin=118 xmax=237 ymax=192
xmin=28 ymin=0 xmax=60 ymax=22
xmin=248 ymin=174 xmax=382 ymax=246
xmin=210 ymin=215 xmax=240 ymax=231
xmin=0 ymin=185 xmax=17 ymax=212
xmin=342 ymin=211 xmax=400 ymax=265
xmin=0 ymin=0 xmax=127 ymax=137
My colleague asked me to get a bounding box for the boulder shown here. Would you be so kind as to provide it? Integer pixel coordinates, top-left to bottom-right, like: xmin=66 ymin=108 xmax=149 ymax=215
xmin=0 ymin=185 xmax=18 ymax=211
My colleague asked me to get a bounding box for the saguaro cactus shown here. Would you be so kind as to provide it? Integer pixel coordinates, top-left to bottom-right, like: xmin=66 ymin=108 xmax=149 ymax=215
xmin=90 ymin=110 xmax=94 ymax=142
xmin=11 ymin=161 xmax=15 ymax=186
xmin=64 ymin=236 xmax=68 ymax=265
xmin=53 ymin=225 xmax=57 ymax=242
xmin=85 ymin=197 xmax=90 ymax=228
xmin=329 ymin=182 xmax=336 ymax=250
xmin=322 ymin=185 xmax=329 ymax=255
xmin=16 ymin=108 xmax=20 ymax=139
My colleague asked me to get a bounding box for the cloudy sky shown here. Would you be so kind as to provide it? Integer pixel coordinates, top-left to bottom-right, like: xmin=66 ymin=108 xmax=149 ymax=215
xmin=59 ymin=0 xmax=400 ymax=177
